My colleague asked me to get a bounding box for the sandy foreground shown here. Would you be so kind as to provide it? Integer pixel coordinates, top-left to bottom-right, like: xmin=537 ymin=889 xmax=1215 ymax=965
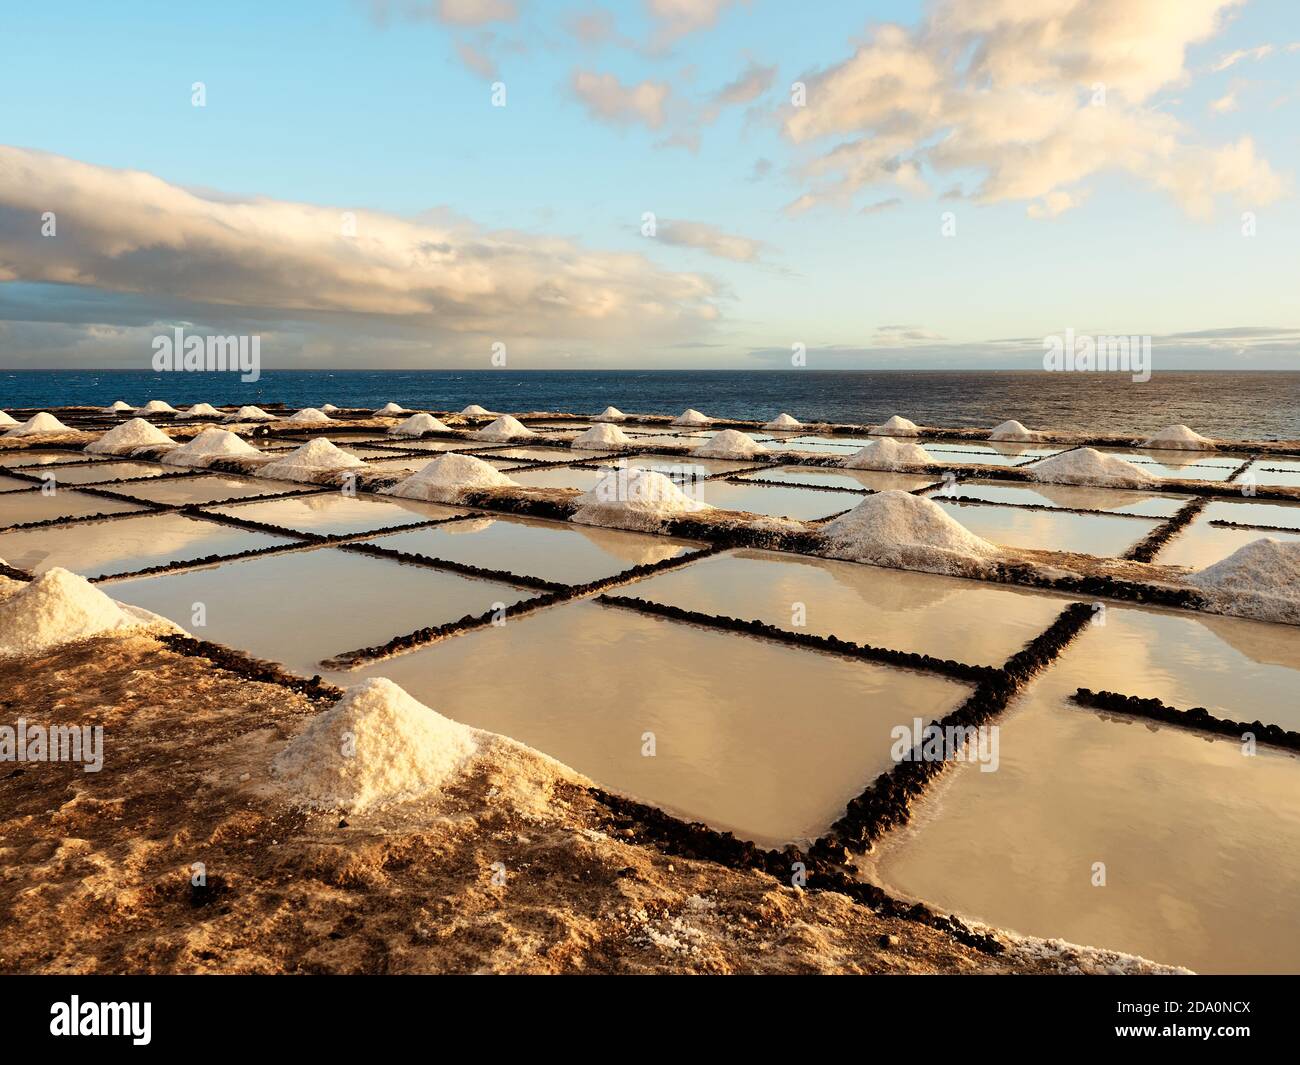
xmin=0 ymin=631 xmax=1181 ymax=975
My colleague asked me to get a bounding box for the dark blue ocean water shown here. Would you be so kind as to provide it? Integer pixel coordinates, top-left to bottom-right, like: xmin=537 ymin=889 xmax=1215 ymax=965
xmin=2 ymin=369 xmax=1297 ymax=440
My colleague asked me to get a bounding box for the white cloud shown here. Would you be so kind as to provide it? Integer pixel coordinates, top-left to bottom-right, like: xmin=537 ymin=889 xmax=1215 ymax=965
xmin=654 ymin=220 xmax=766 ymax=262
xmin=1211 ymin=43 xmax=1273 ymax=72
xmin=571 ymin=70 xmax=671 ymax=129
xmin=645 ymin=0 xmax=743 ymax=44
xmin=779 ymin=0 xmax=1286 ymax=218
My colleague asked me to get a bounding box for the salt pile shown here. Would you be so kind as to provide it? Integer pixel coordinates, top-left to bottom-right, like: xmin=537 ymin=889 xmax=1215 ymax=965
xmin=594 ymin=406 xmax=626 ymax=422
xmin=870 ymin=415 xmax=921 ymax=437
xmin=6 ymin=412 xmax=72 ymax=437
xmin=764 ymin=413 xmax=802 ymax=431
xmin=283 ymin=407 xmax=332 ymax=425
xmin=989 ymin=419 xmax=1038 ymax=442
xmin=572 ymin=467 xmax=712 ymax=532
xmin=0 ymin=567 xmax=174 ymax=658
xmin=321 ymin=403 xmax=341 ymax=413
xmin=256 ymin=438 xmax=365 ymax=482
xmin=573 ymin=423 xmax=631 ymax=448
xmin=384 ymin=453 xmax=516 ymax=503
xmin=1027 ymin=447 xmax=1157 ymax=488
xmin=272 ymin=678 xmax=479 ymax=813
xmin=819 ymin=491 xmax=999 ymax=576
xmin=1142 ymin=424 xmax=1216 ymax=451
xmin=460 ymin=404 xmax=495 ymax=417
xmin=138 ymin=400 xmax=178 ymax=414
xmin=104 ymin=400 xmax=134 ymax=413
xmin=390 ymin=412 xmax=450 ymax=437
xmin=473 ymin=415 xmax=537 ymax=442
xmin=177 ymin=403 xmax=222 ymax=419
xmin=673 ymin=408 xmax=712 ymax=426
xmin=1188 ymin=538 xmax=1300 ymax=625
xmin=162 ymin=427 xmax=263 ymax=467
xmin=843 ymin=437 xmax=932 ymax=470
xmin=223 ymin=405 xmax=274 ymax=422
xmin=0 ymin=411 xmax=18 ymax=426
xmin=694 ymin=428 xmax=767 ymax=459
xmin=374 ymin=402 xmax=410 ymax=415
xmin=85 ymin=417 xmax=174 ymax=455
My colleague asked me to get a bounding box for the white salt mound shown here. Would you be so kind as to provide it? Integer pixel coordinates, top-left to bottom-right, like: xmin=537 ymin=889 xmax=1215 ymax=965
xmin=138 ymin=400 xmax=178 ymax=414
xmin=162 ymin=427 xmax=263 ymax=467
xmin=1027 ymin=447 xmax=1157 ymax=488
xmin=224 ymin=405 xmax=274 ymax=422
xmin=989 ymin=419 xmax=1037 ymax=442
xmin=594 ymin=406 xmax=626 ymax=422
xmin=473 ymin=415 xmax=536 ymax=442
xmin=390 ymin=412 xmax=450 ymax=437
xmin=177 ymin=402 xmax=222 ymax=419
xmin=695 ymin=428 xmax=766 ymax=459
xmin=273 ymin=678 xmax=479 ymax=813
xmin=820 ymin=491 xmax=999 ymax=576
xmin=257 ymin=438 xmax=364 ymax=482
xmin=105 ymin=400 xmax=134 ymax=413
xmin=321 ymin=403 xmax=341 ymax=414
xmin=764 ymin=413 xmax=802 ymax=431
xmin=673 ymin=408 xmax=712 ymax=426
xmin=384 ymin=453 xmax=516 ymax=503
xmin=0 ymin=567 xmax=174 ymax=658
xmin=284 ymin=407 xmax=332 ymax=425
xmin=6 ymin=412 xmax=72 ymax=437
xmin=85 ymin=417 xmax=173 ymax=455
xmin=0 ymin=411 xmax=18 ymax=426
xmin=843 ymin=437 xmax=932 ymax=470
xmin=870 ymin=415 xmax=921 ymax=437
xmin=1142 ymin=424 xmax=1216 ymax=451
xmin=573 ymin=423 xmax=631 ymax=448
xmin=374 ymin=402 xmax=410 ymax=415
xmin=1188 ymin=538 xmax=1300 ymax=625
xmin=572 ymin=467 xmax=711 ymax=532
xmin=460 ymin=404 xmax=495 ymax=417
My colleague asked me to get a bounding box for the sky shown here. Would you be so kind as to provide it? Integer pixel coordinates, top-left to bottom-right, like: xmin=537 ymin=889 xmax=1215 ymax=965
xmin=0 ymin=0 xmax=1298 ymax=371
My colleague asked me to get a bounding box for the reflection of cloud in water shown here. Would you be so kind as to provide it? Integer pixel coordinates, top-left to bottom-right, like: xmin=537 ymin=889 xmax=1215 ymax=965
xmin=440 ymin=517 xmax=497 ymax=536
xmin=735 ymin=548 xmax=961 ymax=614
xmin=1028 ymin=482 xmax=1165 ymax=512
xmin=1196 ymin=613 xmax=1300 ymax=672
xmin=566 ymin=521 xmax=689 ymax=567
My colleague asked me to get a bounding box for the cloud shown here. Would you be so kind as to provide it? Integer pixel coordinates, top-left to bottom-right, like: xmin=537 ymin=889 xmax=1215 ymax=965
xmin=1209 ymin=87 xmax=1239 ymax=114
xmin=779 ymin=0 xmax=1286 ymax=218
xmin=859 ymin=197 xmax=903 ymax=215
xmin=654 ymin=220 xmax=766 ymax=262
xmin=645 ymin=0 xmax=744 ymax=44
xmin=369 ymin=0 xmax=519 ymax=26
xmin=0 ymin=146 xmax=721 ymax=356
xmin=1211 ymin=44 xmax=1273 ymax=72
xmin=712 ymin=60 xmax=776 ymax=107
xmin=571 ymin=70 xmax=672 ymax=129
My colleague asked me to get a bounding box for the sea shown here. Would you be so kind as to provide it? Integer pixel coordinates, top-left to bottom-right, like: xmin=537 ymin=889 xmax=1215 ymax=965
xmin=2 ymin=369 xmax=1297 ymax=440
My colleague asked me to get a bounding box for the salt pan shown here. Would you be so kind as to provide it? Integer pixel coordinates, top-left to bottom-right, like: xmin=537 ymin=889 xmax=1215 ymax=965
xmin=390 ymin=412 xmax=450 ymax=437
xmin=162 ymin=427 xmax=263 ymax=467
xmin=6 ymin=412 xmax=72 ymax=437
xmin=1142 ymin=424 xmax=1216 ymax=451
xmin=460 ymin=404 xmax=496 ymax=417
xmin=257 ymin=438 xmax=365 ymax=482
xmin=819 ymin=490 xmax=999 ymax=576
xmin=764 ymin=413 xmax=802 ymax=431
xmin=177 ymin=403 xmax=222 ymax=419
xmin=104 ymin=401 xmax=134 ymax=413
xmin=1027 ymin=447 xmax=1157 ymax=488
xmin=673 ymin=408 xmax=712 ymax=426
xmin=572 ymin=467 xmax=711 ymax=532
xmin=283 ymin=407 xmax=332 ymax=425
xmin=594 ymin=406 xmax=626 ymax=422
xmin=138 ymin=400 xmax=178 ymax=414
xmin=85 ymin=418 xmax=174 ymax=455
xmin=473 ymin=415 xmax=536 ymax=442
xmin=573 ymin=423 xmax=631 ymax=448
xmin=223 ymin=405 xmax=274 ymax=422
xmin=870 ymin=415 xmax=921 ymax=437
xmin=989 ymin=419 xmax=1038 ymax=442
xmin=374 ymin=402 xmax=410 ymax=415
xmin=383 ymin=453 xmax=516 ymax=503
xmin=694 ymin=429 xmax=766 ymax=459
xmin=843 ymin=437 xmax=932 ymax=470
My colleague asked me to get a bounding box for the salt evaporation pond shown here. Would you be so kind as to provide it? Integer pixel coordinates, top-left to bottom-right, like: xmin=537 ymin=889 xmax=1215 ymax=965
xmin=863 ymin=658 xmax=1300 ymax=974
xmin=944 ymin=479 xmax=1189 ymax=517
xmin=39 ymin=460 xmax=181 ymax=484
xmin=107 ymin=546 xmax=531 ymax=675
xmin=932 ymin=499 xmax=1159 ymax=556
xmin=630 ymin=548 xmax=1072 ymax=667
xmin=0 ymin=487 xmax=148 ymax=527
xmin=693 ymin=480 xmax=854 ymax=521
xmin=107 ymin=473 xmax=297 ymax=506
xmin=206 ymin=492 xmax=460 ymax=537
xmin=1156 ymin=516 xmax=1300 ymax=569
xmin=0 ymin=450 xmax=107 ymax=467
xmin=738 ymin=465 xmax=937 ymax=493
xmin=338 ymin=599 xmax=971 ymax=847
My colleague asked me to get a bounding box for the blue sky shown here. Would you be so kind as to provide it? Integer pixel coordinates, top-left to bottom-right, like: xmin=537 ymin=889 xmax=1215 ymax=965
xmin=1 ymin=0 xmax=1298 ymax=370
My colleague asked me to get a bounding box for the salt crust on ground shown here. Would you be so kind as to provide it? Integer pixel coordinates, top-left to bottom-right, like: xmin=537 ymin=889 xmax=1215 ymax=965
xmin=572 ymin=467 xmax=711 ymax=532
xmin=257 ymin=439 xmax=364 ymax=482
xmin=473 ymin=415 xmax=536 ymax=442
xmin=178 ymin=403 xmax=222 ymax=419
xmin=0 ymin=410 xmax=18 ymax=426
xmin=6 ymin=412 xmax=72 ymax=437
xmin=374 ymin=403 xmax=410 ymax=415
xmin=138 ymin=400 xmax=177 ymax=414
xmin=1027 ymin=447 xmax=1158 ymax=488
xmin=383 ymin=453 xmax=516 ymax=503
xmin=1188 ymin=538 xmax=1300 ymax=625
xmin=764 ymin=413 xmax=802 ymax=430
xmin=673 ymin=408 xmax=712 ymax=426
xmin=162 ymin=427 xmax=262 ymax=467
xmin=989 ymin=419 xmax=1038 ymax=441
xmin=1141 ymin=424 xmax=1216 ymax=451
xmin=283 ymin=408 xmax=332 ymax=424
xmin=390 ymin=412 xmax=450 ymax=436
xmin=870 ymin=415 xmax=921 ymax=436
xmin=574 ymin=423 xmax=631 ymax=448
xmin=273 ymin=678 xmax=480 ymax=813
xmin=224 ymin=405 xmax=274 ymax=422
xmin=694 ymin=429 xmax=766 ymax=459
xmin=594 ymin=406 xmax=626 ymax=421
xmin=0 ymin=568 xmax=176 ymax=658
xmin=85 ymin=418 xmax=173 ymax=455
xmin=818 ymin=490 xmax=999 ymax=576
xmin=843 ymin=437 xmax=932 ymax=470
xmin=989 ymin=926 xmax=1192 ymax=976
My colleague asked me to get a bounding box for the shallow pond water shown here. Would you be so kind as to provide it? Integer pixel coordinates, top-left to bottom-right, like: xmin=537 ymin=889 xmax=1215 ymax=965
xmin=205 ymin=492 xmax=461 ymax=536
xmin=935 ymin=500 xmax=1158 ymax=556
